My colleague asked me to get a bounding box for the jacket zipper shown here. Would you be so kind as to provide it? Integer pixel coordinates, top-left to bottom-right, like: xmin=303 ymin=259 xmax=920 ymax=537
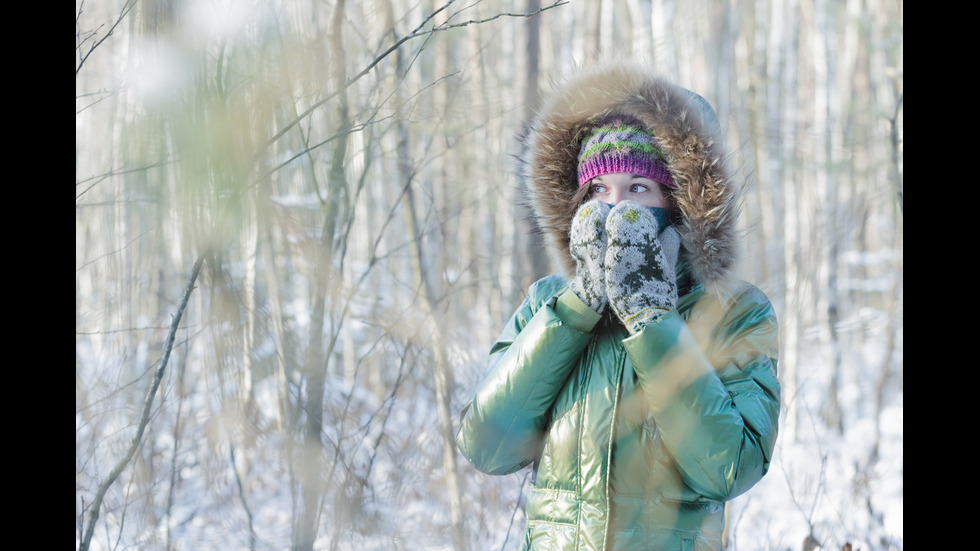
xmin=600 ymin=333 xmax=626 ymax=550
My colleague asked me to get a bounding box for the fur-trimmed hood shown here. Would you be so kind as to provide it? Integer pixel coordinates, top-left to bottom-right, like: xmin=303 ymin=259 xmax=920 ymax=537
xmin=521 ymin=60 xmax=741 ymax=293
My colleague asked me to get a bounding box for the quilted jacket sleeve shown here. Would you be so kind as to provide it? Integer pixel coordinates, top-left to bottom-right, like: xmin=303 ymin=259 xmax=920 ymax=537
xmin=623 ymin=283 xmax=781 ymax=501
xmin=455 ymin=276 xmax=596 ymax=475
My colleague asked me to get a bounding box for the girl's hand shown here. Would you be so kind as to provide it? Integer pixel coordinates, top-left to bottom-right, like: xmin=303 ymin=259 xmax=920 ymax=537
xmin=568 ymin=200 xmax=612 ymax=313
xmin=604 ymin=201 xmax=680 ymax=333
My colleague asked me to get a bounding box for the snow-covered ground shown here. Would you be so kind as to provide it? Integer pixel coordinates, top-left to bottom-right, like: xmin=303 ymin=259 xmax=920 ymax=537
xmin=77 ymin=293 xmax=902 ymax=551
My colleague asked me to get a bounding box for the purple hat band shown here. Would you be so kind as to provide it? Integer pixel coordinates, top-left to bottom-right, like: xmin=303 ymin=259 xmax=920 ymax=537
xmin=576 ymin=118 xmax=676 ymax=189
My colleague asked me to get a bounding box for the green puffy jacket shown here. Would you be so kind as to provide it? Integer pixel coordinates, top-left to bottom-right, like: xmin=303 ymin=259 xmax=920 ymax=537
xmin=456 ymin=274 xmax=779 ymax=550
xmin=455 ymin=60 xmax=781 ymax=550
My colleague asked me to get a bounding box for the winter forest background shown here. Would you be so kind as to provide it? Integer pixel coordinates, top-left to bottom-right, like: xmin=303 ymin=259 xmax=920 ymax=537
xmin=75 ymin=0 xmax=903 ymax=549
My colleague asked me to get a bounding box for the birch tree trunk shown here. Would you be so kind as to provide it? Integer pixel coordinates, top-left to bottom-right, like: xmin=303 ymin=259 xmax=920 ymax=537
xmin=295 ymin=2 xmax=351 ymax=548
xmin=395 ymin=14 xmax=467 ymax=546
xmin=807 ymin=0 xmax=844 ymax=434
xmin=514 ymin=0 xmax=551 ymax=299
xmin=777 ymin=0 xmax=801 ymax=442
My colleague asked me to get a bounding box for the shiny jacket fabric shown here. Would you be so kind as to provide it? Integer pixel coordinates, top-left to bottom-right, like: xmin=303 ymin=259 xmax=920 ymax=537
xmin=455 ymin=61 xmax=780 ymax=550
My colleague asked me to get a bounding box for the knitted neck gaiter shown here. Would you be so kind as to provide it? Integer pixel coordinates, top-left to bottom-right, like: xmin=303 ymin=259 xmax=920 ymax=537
xmin=648 ymin=207 xmax=670 ymax=231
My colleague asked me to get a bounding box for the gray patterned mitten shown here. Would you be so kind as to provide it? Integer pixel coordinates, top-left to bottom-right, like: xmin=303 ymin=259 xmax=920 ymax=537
xmin=605 ymin=201 xmax=681 ymax=333
xmin=568 ymin=200 xmax=612 ymax=313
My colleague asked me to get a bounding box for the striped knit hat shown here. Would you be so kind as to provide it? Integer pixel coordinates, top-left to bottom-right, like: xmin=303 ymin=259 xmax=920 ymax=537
xmin=576 ymin=116 xmax=675 ymax=189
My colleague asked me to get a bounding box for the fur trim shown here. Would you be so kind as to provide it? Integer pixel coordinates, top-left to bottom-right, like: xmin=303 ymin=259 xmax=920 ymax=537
xmin=520 ymin=60 xmax=741 ymax=292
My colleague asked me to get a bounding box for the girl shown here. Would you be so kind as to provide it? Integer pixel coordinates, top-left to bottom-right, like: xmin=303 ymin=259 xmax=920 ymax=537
xmin=456 ymin=60 xmax=780 ymax=551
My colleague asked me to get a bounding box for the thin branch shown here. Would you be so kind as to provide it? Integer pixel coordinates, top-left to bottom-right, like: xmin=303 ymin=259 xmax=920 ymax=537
xmin=260 ymin=69 xmax=458 ymax=189
xmin=76 ymin=85 xmax=126 ymax=115
xmin=76 ymin=229 xmax=152 ymax=272
xmin=75 ymin=324 xmax=198 ymax=336
xmin=76 ymin=161 xmax=173 ymax=202
xmin=230 ymin=444 xmax=257 ymax=551
xmin=888 ymin=93 xmax=903 ymax=213
xmin=164 ymin=345 xmax=186 ymax=550
xmin=255 ymin=116 xmax=390 ymax=186
xmin=258 ymin=0 xmax=567 ymax=155
xmin=501 ymin=471 xmax=531 ymax=551
xmin=76 ymin=0 xmax=138 ymax=78
xmin=79 ymin=254 xmax=206 ymax=551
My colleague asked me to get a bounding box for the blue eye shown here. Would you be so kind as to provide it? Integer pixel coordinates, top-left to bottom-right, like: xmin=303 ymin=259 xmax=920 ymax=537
xmin=592 ymin=184 xmax=607 ymax=194
xmin=630 ymin=184 xmax=648 ymax=193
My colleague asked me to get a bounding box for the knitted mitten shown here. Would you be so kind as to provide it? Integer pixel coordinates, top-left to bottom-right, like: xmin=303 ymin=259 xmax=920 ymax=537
xmin=605 ymin=201 xmax=681 ymax=333
xmin=568 ymin=200 xmax=612 ymax=313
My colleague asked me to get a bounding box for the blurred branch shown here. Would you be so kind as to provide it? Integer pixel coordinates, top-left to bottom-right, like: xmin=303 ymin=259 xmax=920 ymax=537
xmin=230 ymin=444 xmax=257 ymax=551
xmin=501 ymin=471 xmax=531 ymax=551
xmin=75 ymin=324 xmax=200 ymax=336
xmin=76 ymin=230 xmax=152 ymax=273
xmin=256 ymin=117 xmax=387 ymax=188
xmin=75 ymin=0 xmax=137 ymax=78
xmin=255 ymin=71 xmax=459 ymax=189
xmin=78 ymin=254 xmax=205 ymax=551
xmin=888 ymin=93 xmax=903 ymax=214
xmin=164 ymin=346 xmax=188 ymax=549
xmin=779 ymin=401 xmax=829 ymax=551
xmin=259 ymin=0 xmax=568 ymax=155
xmin=76 ymin=162 xmax=172 ymax=203
xmin=400 ymin=135 xmax=468 ymax=551
xmin=327 ymin=341 xmax=414 ymax=551
xmin=76 ymin=86 xmax=125 ymax=115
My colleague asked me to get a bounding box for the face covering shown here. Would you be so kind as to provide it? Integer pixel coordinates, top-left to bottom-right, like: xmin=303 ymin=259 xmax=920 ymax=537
xmin=648 ymin=206 xmax=670 ymax=231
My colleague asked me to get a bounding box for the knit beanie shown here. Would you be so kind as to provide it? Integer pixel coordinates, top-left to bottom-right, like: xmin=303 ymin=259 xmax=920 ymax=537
xmin=576 ymin=116 xmax=675 ymax=189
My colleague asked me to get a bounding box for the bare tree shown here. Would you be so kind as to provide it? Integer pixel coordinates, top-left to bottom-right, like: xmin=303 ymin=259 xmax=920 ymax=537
xmin=76 ymin=1 xmax=901 ymax=549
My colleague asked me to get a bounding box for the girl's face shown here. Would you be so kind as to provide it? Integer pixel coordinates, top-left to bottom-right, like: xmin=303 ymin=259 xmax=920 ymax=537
xmin=589 ymin=172 xmax=670 ymax=208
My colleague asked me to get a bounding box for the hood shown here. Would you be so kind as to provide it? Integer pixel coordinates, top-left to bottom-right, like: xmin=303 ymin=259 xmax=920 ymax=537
xmin=520 ymin=60 xmax=742 ymax=294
